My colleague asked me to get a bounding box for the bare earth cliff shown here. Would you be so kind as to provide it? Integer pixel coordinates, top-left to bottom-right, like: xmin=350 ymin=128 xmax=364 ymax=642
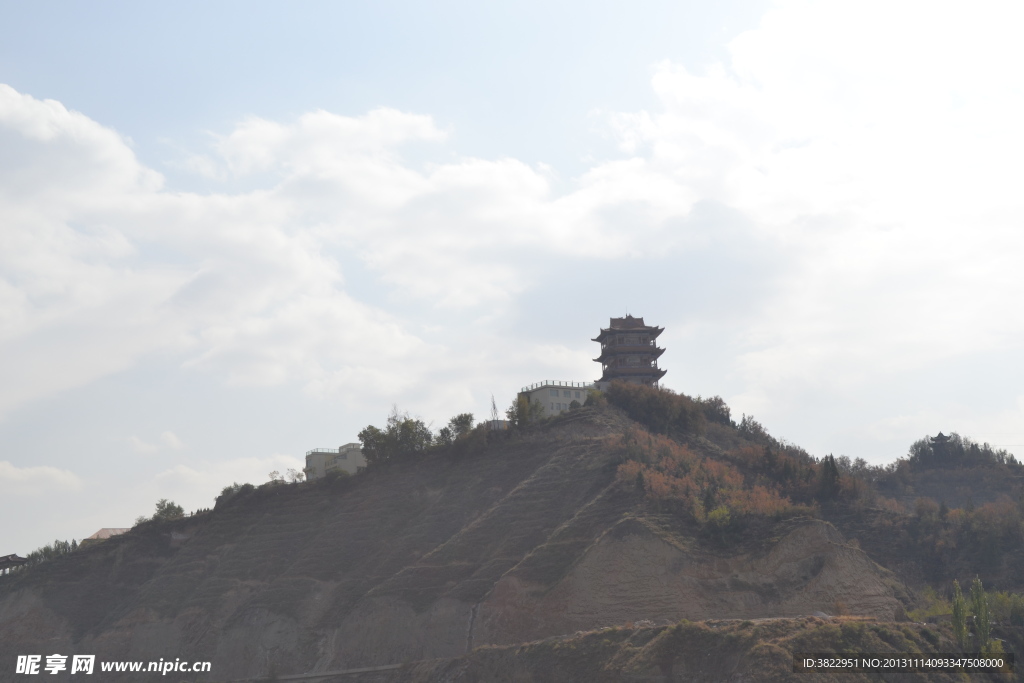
xmin=0 ymin=409 xmax=908 ymax=681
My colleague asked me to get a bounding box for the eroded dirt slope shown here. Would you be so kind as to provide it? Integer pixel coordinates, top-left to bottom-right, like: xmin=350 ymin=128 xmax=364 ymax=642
xmin=392 ymin=617 xmax=1003 ymax=683
xmin=0 ymin=409 xmax=905 ymax=682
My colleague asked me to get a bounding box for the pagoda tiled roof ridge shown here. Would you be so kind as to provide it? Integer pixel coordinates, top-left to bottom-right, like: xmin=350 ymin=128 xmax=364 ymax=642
xmin=612 ymin=315 xmax=645 ymax=328
xmin=607 ymin=314 xmax=658 ymax=329
xmin=592 ymin=324 xmax=664 ymax=342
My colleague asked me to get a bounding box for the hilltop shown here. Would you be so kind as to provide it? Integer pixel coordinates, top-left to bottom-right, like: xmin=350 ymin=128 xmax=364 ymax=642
xmin=1 ymin=386 xmax=1022 ymax=681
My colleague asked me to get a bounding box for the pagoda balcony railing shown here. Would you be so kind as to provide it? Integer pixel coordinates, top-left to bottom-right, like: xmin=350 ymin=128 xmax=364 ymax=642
xmin=520 ymin=380 xmax=595 ymax=393
xmin=603 ymin=363 xmax=660 ymax=372
xmin=604 ymin=359 xmax=660 ymax=367
xmin=600 ymin=340 xmax=658 ymax=350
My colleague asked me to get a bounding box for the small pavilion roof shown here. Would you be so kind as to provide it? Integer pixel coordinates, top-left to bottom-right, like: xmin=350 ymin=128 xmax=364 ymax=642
xmin=0 ymin=554 xmax=28 ymax=569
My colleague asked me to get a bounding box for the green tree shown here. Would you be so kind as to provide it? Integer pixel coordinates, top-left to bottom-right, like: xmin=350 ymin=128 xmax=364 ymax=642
xmin=1010 ymin=593 xmax=1024 ymax=628
xmin=220 ymin=482 xmax=243 ymax=499
xmin=449 ymin=413 xmax=475 ymax=438
xmin=907 ymin=432 xmax=1020 ymax=471
xmin=358 ymin=406 xmax=433 ymax=466
xmin=216 ymin=482 xmax=254 ymax=506
xmin=604 ymin=381 xmax=705 ymax=437
xmin=436 ymin=426 xmax=454 ymax=446
xmin=506 ymin=395 xmax=544 ymax=429
xmin=153 ymin=498 xmax=185 ymax=522
xmin=357 ymin=424 xmax=387 ymax=462
xmin=738 ymin=413 xmax=774 ymax=445
xmin=437 ymin=413 xmax=475 ymax=446
xmin=25 ymin=539 xmax=78 ymax=567
xmin=696 ymin=395 xmax=732 ymax=425
xmin=970 ymin=577 xmax=992 ymax=653
xmin=819 ymin=454 xmax=841 ymax=499
xmin=952 ymin=579 xmax=968 ymax=650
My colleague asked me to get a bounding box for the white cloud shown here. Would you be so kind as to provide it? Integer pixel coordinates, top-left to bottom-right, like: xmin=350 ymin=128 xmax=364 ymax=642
xmin=0 ymin=83 xmax=705 ymax=419
xmin=126 ymin=431 xmax=185 ymax=453
xmin=3 ymin=0 xmax=1024 ymax=464
xmin=601 ymin=1 xmax=1024 ymax=426
xmin=160 ymin=431 xmax=184 ymax=449
xmin=0 ymin=89 xmax=442 ymax=414
xmin=127 ymin=436 xmax=159 ymax=454
xmin=0 ymin=461 xmax=82 ymax=495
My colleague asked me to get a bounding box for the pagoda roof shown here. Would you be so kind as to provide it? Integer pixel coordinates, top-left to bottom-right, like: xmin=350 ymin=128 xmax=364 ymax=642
xmin=608 ymin=315 xmax=649 ymax=329
xmin=592 ymin=315 xmax=664 ymax=342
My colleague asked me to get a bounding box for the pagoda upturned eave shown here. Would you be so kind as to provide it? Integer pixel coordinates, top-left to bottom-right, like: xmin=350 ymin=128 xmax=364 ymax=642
xmin=591 ymin=326 xmax=664 ymax=343
xmin=599 ymin=367 xmax=668 ymax=381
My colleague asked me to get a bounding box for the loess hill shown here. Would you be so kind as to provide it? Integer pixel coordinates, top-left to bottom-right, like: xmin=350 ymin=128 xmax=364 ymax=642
xmin=1 ymin=395 xmax=1022 ymax=682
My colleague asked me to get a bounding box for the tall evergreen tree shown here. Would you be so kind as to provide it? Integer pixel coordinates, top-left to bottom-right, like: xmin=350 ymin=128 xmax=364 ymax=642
xmin=820 ymin=454 xmax=841 ymax=499
xmin=952 ymin=580 xmax=968 ymax=650
xmin=970 ymin=577 xmax=992 ymax=653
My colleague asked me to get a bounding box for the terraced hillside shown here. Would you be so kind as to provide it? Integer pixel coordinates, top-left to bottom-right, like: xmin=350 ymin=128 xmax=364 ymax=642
xmin=0 ymin=408 xmax=905 ymax=682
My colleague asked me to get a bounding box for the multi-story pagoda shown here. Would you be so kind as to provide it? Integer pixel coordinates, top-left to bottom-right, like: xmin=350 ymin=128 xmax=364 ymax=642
xmin=593 ymin=315 xmax=666 ymax=386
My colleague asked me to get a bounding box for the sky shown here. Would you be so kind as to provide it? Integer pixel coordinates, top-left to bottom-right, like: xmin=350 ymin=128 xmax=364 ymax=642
xmin=2 ymin=0 xmax=1024 ymax=553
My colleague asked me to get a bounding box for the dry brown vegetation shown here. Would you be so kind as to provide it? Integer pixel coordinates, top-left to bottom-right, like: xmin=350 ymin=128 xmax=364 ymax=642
xmin=614 ymin=430 xmax=802 ymax=526
xmin=600 ymin=381 xmax=1024 ymax=591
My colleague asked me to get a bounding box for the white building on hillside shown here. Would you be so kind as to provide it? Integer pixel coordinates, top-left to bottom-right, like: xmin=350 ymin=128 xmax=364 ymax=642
xmin=304 ymin=443 xmax=366 ymax=480
xmin=519 ymin=380 xmax=594 ymax=417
